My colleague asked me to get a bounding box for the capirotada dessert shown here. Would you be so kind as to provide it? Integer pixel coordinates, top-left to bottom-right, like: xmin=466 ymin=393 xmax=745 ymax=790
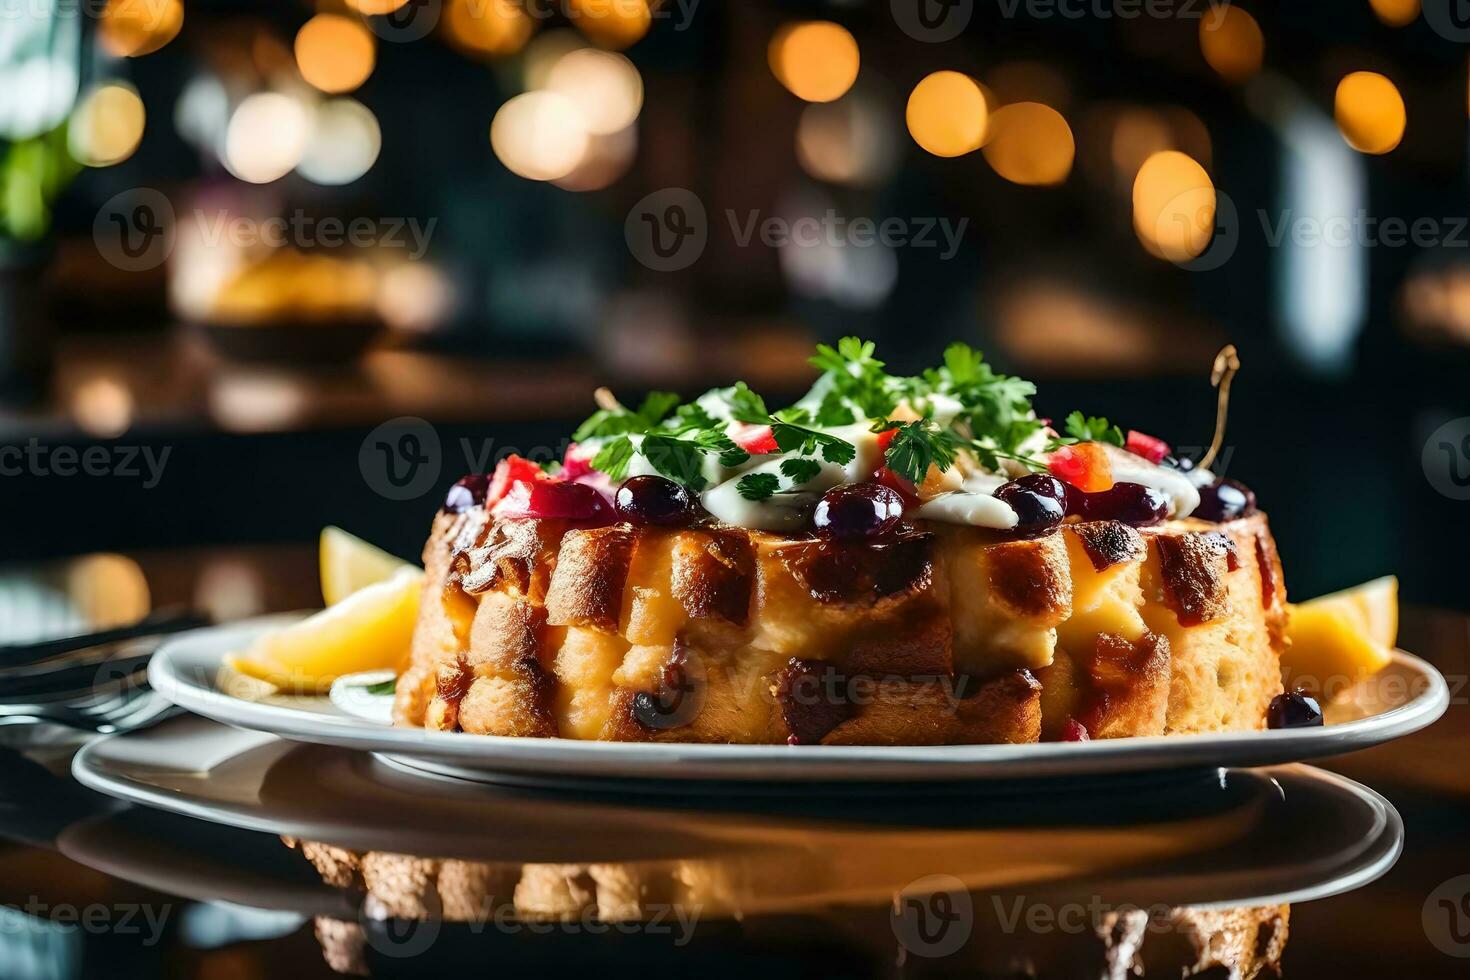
xmin=386 ymin=339 xmax=1361 ymax=746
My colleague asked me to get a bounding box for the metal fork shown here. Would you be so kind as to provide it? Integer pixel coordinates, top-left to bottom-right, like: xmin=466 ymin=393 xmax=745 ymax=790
xmin=0 ymin=688 xmax=181 ymax=734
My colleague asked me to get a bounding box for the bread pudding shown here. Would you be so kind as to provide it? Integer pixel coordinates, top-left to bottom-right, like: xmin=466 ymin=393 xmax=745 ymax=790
xmin=396 ymin=339 xmax=1290 ymax=744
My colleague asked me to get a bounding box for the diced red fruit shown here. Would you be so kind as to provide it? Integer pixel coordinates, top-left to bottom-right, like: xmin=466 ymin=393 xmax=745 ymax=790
xmin=1061 ymin=718 xmax=1090 ymax=742
xmin=485 ymin=454 xmax=554 ymax=509
xmin=729 ymin=422 xmax=779 ymax=455
xmin=871 ymin=466 xmax=921 ymax=508
xmin=1125 ymin=429 xmax=1171 ymax=465
xmin=875 ymin=427 xmax=898 ymax=452
xmin=560 ymin=442 xmax=595 ymax=482
xmin=1047 ymin=442 xmax=1113 ymax=494
xmin=495 ymin=479 xmax=612 ymax=523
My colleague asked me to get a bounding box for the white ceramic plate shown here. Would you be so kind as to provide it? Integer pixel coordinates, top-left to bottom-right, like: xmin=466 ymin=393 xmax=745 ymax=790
xmin=148 ymin=616 xmax=1449 ymax=786
xmin=70 ymin=715 xmax=1404 ymax=914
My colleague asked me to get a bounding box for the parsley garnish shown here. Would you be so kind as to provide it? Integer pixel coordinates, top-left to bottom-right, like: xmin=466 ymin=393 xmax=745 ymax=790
xmin=779 ymin=457 xmax=823 ymax=485
xmin=878 ymin=419 xmax=963 ymax=483
xmin=569 ymin=338 xmax=1132 ymax=495
xmin=572 ymin=391 xmax=680 ymax=442
xmin=736 ymin=472 xmax=781 ymax=500
xmin=1059 ymin=411 xmax=1124 ymax=447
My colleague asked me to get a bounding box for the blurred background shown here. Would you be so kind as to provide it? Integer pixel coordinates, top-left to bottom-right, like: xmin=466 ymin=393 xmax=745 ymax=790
xmin=1 ymin=0 xmax=1467 ymax=614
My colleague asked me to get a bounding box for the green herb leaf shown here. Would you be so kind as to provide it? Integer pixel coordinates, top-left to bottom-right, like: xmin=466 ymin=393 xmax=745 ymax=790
xmin=813 ymin=389 xmax=856 ymax=427
xmin=779 ymin=457 xmax=822 ymax=485
xmin=884 ymin=420 xmax=961 ymax=483
xmin=727 ymin=382 xmax=769 ymax=425
xmin=1062 ymin=411 xmax=1124 ymax=447
xmin=737 ymin=472 xmax=780 ymax=501
xmin=364 ymin=678 xmax=397 ymax=696
xmin=640 ymin=435 xmax=710 ymax=490
xmin=590 ymin=436 xmax=636 ymax=480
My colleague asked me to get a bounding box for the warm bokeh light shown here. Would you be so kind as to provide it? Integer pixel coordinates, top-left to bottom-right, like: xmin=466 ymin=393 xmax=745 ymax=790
xmin=906 ymin=71 xmax=987 ymax=158
xmin=796 ymin=92 xmax=898 ymax=186
xmin=443 ymin=0 xmax=534 ymax=58
xmin=1199 ymin=6 xmax=1263 ymax=83
xmin=547 ymin=48 xmax=643 ymax=136
xmin=490 ymin=91 xmax=591 ymax=181
xmin=344 ymin=0 xmax=410 ymax=14
xmin=1370 ymin=0 xmax=1421 ymax=27
xmin=99 ymin=0 xmax=184 ymax=58
xmin=524 ymin=30 xmax=587 ymax=90
xmin=1335 ymin=71 xmax=1406 ymax=154
xmin=768 ymin=21 xmax=860 ymax=103
xmin=378 ymin=263 xmax=454 ymax=332
xmin=1132 ymin=150 xmax=1216 ymax=262
xmin=298 ymin=99 xmax=382 ymax=185
xmin=983 ymin=103 xmax=1075 ymax=186
xmin=295 ymin=14 xmax=376 ymax=94
xmin=225 ymin=93 xmax=312 ymax=184
xmin=70 ymin=377 xmax=134 ymax=438
xmin=555 ymin=125 xmax=638 ymax=191
xmin=68 ymin=83 xmax=146 ymax=167
xmin=569 ymin=0 xmax=652 ymax=50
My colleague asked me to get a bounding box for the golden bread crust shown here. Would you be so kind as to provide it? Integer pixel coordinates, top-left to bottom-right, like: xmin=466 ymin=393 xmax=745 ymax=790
xmin=395 ymin=511 xmax=1286 ymax=744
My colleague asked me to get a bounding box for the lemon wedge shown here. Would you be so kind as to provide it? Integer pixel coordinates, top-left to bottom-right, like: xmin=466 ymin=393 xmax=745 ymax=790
xmin=1282 ymin=576 xmax=1397 ymax=698
xmin=227 ymin=568 xmax=422 ymax=693
xmin=320 ymin=526 xmax=415 ymax=606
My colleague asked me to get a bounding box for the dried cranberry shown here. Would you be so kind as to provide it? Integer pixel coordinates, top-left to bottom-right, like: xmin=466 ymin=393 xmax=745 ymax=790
xmin=1267 ymin=690 xmax=1323 ymax=729
xmin=1061 ymin=718 xmax=1090 ymax=742
xmin=1080 ymin=482 xmax=1168 ymax=526
xmin=495 ymin=480 xmax=613 ymax=523
xmin=443 ymin=474 xmax=488 ymax=513
xmin=994 ymin=473 xmax=1067 ymax=537
xmin=615 ymin=475 xmax=695 ymax=526
xmin=1194 ymin=478 xmax=1257 ymax=522
xmin=812 ymin=483 xmax=905 ymax=540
